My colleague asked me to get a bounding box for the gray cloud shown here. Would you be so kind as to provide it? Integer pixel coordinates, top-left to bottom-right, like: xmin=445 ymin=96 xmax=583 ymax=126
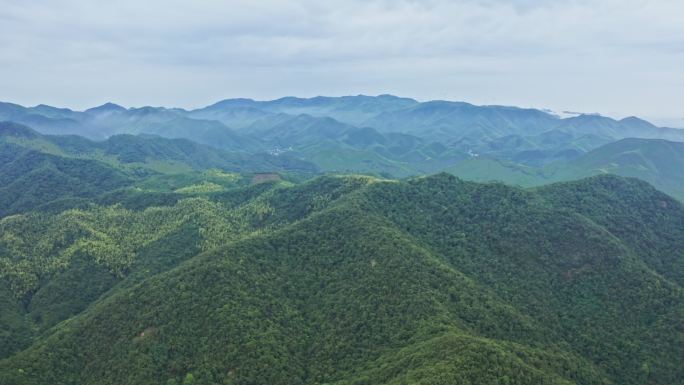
xmin=0 ymin=0 xmax=682 ymax=125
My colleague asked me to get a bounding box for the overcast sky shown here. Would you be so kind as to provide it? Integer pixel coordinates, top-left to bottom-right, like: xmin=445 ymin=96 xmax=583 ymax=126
xmin=1 ymin=0 xmax=682 ymax=126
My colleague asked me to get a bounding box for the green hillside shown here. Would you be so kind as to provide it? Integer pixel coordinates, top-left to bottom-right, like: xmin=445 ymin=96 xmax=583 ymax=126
xmin=445 ymin=157 xmax=549 ymax=186
xmin=0 ymin=173 xmax=681 ymax=385
xmin=0 ymin=142 xmax=133 ymax=217
xmin=0 ymin=122 xmax=318 ymax=175
xmin=447 ymin=138 xmax=684 ymax=201
xmin=554 ymin=138 xmax=684 ymax=200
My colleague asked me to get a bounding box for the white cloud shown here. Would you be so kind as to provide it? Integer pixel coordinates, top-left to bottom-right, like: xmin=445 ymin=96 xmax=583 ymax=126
xmin=0 ymin=0 xmax=682 ymax=122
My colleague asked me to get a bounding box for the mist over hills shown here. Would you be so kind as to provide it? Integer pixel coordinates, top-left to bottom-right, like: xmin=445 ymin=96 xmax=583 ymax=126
xmin=4 ymin=95 xmax=684 ymax=145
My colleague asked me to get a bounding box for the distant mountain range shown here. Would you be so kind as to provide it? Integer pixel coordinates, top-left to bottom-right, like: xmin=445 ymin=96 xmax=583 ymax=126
xmin=2 ymin=95 xmax=684 ymax=200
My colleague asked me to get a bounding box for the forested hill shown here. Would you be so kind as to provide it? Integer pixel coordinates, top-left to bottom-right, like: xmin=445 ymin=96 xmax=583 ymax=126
xmin=0 ymin=141 xmax=133 ymax=217
xmin=0 ymin=121 xmax=316 ymax=175
xmin=0 ymin=172 xmax=681 ymax=385
xmin=0 ymin=121 xmax=317 ymax=216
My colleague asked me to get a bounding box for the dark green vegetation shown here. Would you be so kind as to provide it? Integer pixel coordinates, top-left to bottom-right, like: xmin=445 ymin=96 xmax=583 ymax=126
xmin=0 ymin=169 xmax=682 ymax=384
xmin=1 ymin=96 xmax=683 ymax=384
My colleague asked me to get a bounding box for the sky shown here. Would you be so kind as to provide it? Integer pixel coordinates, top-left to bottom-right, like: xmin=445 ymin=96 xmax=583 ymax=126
xmin=1 ymin=0 xmax=682 ymax=126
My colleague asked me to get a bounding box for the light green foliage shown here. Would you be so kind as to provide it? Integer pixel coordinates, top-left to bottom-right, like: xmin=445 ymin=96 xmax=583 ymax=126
xmin=0 ymin=175 xmax=367 ymax=299
xmin=0 ymin=197 xmax=260 ymax=297
xmin=175 ymin=181 xmax=226 ymax=194
xmin=203 ymin=169 xmax=241 ymax=182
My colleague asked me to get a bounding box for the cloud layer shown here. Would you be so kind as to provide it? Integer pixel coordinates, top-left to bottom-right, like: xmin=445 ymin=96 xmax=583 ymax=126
xmin=1 ymin=0 xmax=682 ymax=124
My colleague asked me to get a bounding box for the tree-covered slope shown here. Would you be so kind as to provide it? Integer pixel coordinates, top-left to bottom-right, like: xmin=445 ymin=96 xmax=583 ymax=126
xmin=0 ymin=142 xmax=133 ymax=217
xmin=554 ymin=138 xmax=684 ymax=200
xmin=537 ymin=174 xmax=684 ymax=285
xmin=0 ymin=174 xmax=681 ymax=385
xmin=445 ymin=156 xmax=549 ymax=186
xmin=447 ymin=138 xmax=684 ymax=201
xmin=0 ymin=121 xmax=318 ymax=176
xmin=356 ymin=174 xmax=683 ymax=384
xmin=0 ymin=176 xmax=375 ymax=353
